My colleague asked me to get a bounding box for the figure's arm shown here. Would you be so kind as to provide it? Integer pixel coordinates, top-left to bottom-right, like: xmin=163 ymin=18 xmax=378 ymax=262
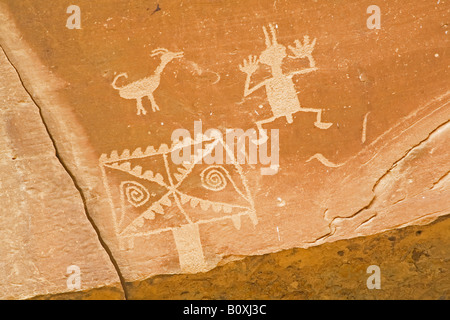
xmin=239 ymin=55 xmax=265 ymax=97
xmin=288 ymin=66 xmax=318 ymax=78
xmin=243 ymin=75 xmax=268 ymax=96
xmin=288 ymin=36 xmax=318 ymax=78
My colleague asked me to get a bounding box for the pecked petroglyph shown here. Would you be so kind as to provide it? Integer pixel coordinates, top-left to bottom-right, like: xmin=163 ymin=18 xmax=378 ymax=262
xmin=1 ymin=0 xmax=449 ymax=299
xmin=362 ymin=112 xmax=370 ymax=143
xmin=306 ymin=153 xmax=345 ymax=168
xmin=172 ymin=121 xmax=280 ymax=175
xmin=99 ymin=135 xmax=256 ymax=272
xmin=112 ymin=48 xmax=184 ymax=115
xmin=186 ymin=60 xmax=221 ymax=84
xmin=239 ymin=23 xmax=333 ymax=142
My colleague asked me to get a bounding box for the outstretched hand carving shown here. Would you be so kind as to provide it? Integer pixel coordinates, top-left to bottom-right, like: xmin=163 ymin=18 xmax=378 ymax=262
xmin=239 ymin=55 xmax=260 ymax=75
xmin=288 ymin=35 xmax=317 ymax=67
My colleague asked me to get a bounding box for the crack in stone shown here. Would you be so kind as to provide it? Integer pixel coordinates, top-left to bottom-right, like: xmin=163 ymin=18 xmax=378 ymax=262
xmin=391 ymin=210 xmax=446 ymax=230
xmin=371 ymin=119 xmax=450 ymax=194
xmin=431 ymin=170 xmax=450 ymax=190
xmin=306 ymin=196 xmax=378 ymax=245
xmin=309 ymin=119 xmax=449 ymax=245
xmin=0 ymin=45 xmax=129 ymax=299
xmin=355 ymin=212 xmax=378 ymax=231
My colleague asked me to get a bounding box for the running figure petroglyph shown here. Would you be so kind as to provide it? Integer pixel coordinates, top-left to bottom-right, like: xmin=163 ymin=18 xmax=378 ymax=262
xmin=239 ymin=24 xmax=332 ymax=138
xmin=112 ymin=48 xmax=184 ymax=115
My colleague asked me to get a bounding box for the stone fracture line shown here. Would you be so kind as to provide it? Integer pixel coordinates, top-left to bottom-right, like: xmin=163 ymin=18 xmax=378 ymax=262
xmin=0 ymin=44 xmax=129 ymax=299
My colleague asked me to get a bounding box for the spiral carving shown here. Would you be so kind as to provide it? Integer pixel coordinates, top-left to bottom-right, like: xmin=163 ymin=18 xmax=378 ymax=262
xmin=200 ymin=166 xmax=228 ymax=191
xmin=122 ymin=181 xmax=150 ymax=207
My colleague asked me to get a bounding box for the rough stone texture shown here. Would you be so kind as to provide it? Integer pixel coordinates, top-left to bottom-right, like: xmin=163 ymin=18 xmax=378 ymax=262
xmin=0 ymin=0 xmax=448 ymax=298
xmin=34 ymin=214 xmax=450 ymax=300
xmin=127 ymin=215 xmax=450 ymax=300
xmin=30 ymin=285 xmax=125 ymax=300
xmin=0 ymin=48 xmax=124 ymax=299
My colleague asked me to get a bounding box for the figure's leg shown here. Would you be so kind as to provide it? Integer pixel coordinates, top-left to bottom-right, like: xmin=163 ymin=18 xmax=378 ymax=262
xmin=136 ymin=97 xmax=147 ymax=115
xmin=299 ymin=107 xmax=332 ymax=129
xmin=148 ymin=94 xmax=160 ymax=112
xmin=253 ymin=116 xmax=276 ymax=145
xmin=286 ymin=113 xmax=293 ymax=124
xmin=235 ymin=135 xmax=254 ymax=168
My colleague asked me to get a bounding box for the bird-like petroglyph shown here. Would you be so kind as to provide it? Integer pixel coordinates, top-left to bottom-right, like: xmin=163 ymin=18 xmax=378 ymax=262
xmin=112 ymin=48 xmax=184 ymax=115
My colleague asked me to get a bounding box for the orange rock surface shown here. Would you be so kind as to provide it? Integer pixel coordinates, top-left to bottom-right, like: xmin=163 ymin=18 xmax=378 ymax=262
xmin=0 ymin=0 xmax=448 ymax=299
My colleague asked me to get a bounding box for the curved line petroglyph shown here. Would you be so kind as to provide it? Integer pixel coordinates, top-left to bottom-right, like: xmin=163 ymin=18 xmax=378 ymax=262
xmin=112 ymin=48 xmax=184 ymax=115
xmin=306 ymin=153 xmax=345 ymax=168
xmin=121 ymin=181 xmax=150 ymax=208
xmin=200 ymin=166 xmax=228 ymax=191
xmin=186 ymin=60 xmax=221 ymax=85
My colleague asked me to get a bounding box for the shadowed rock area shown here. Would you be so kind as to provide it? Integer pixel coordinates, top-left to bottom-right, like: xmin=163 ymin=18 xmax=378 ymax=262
xmin=33 ymin=215 xmax=450 ymax=300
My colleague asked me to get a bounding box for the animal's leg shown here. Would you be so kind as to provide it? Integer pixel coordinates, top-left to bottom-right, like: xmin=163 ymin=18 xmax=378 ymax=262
xmin=148 ymin=94 xmax=160 ymax=112
xmin=136 ymin=97 xmax=147 ymax=115
xmin=299 ymin=107 xmax=332 ymax=129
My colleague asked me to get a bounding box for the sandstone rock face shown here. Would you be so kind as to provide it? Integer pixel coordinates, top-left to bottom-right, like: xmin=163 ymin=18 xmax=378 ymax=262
xmin=0 ymin=0 xmax=448 ymax=298
xmin=0 ymin=48 xmax=123 ymax=299
xmin=123 ymin=216 xmax=450 ymax=300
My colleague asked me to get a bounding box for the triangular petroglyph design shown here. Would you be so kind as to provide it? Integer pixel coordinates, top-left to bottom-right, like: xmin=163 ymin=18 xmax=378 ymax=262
xmin=100 ymin=138 xmax=257 ymax=241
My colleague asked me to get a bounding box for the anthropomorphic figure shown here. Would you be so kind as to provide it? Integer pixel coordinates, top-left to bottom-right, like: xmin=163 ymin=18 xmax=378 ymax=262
xmin=239 ymin=24 xmax=332 ymax=141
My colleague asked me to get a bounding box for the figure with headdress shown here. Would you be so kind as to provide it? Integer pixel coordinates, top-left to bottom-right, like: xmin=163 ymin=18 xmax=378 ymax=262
xmin=239 ymin=24 xmax=332 ymax=141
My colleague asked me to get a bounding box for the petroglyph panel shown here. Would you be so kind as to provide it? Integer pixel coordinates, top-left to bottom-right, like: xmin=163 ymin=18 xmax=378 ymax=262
xmin=0 ymin=0 xmax=448 ymax=296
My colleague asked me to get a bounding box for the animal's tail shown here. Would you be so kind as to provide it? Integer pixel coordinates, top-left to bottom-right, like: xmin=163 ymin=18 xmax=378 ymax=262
xmin=111 ymin=73 xmax=128 ymax=90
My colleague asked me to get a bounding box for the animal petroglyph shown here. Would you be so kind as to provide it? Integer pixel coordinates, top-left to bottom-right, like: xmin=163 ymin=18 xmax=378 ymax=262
xmin=100 ymin=135 xmax=256 ymax=272
xmin=112 ymin=48 xmax=184 ymax=115
xmin=239 ymin=24 xmax=332 ymax=141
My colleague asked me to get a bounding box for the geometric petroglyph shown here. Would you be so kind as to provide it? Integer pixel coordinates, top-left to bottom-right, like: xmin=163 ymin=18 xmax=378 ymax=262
xmin=122 ymin=181 xmax=150 ymax=207
xmin=200 ymin=166 xmax=229 ymax=191
xmin=100 ymin=134 xmax=257 ymax=271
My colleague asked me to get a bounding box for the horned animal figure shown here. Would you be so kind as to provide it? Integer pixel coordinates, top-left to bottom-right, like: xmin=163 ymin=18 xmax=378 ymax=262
xmin=239 ymin=24 xmax=332 ymax=142
xmin=112 ymin=48 xmax=184 ymax=115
